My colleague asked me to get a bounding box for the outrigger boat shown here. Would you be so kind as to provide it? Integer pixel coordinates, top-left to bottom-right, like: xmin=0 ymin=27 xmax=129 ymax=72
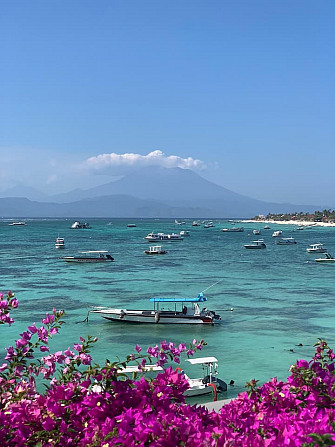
xmin=62 ymin=250 xmax=114 ymax=263
xmin=89 ymin=293 xmax=221 ymax=325
xmin=244 ymin=239 xmax=266 ymax=249
xmin=315 ymin=253 xmax=335 ymax=263
xmin=144 ymin=245 xmax=167 ymax=255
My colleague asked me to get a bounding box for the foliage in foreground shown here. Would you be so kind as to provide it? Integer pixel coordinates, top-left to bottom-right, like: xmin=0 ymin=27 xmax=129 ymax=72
xmin=1 ymin=291 xmax=335 ymax=446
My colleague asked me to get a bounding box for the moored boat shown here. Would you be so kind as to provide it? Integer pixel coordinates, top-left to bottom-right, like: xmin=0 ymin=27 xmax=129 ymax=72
xmin=62 ymin=250 xmax=114 ymax=263
xmin=8 ymin=221 xmax=27 ymax=226
xmin=306 ymin=243 xmax=327 ymax=253
xmin=71 ymin=221 xmax=91 ymax=229
xmin=127 ymin=223 xmax=136 ymax=228
xmin=144 ymin=232 xmax=183 ymax=242
xmin=144 ymin=245 xmax=167 ymax=255
xmin=275 ymin=237 xmax=297 ymax=245
xmin=221 ymin=227 xmax=244 ymax=232
xmin=180 ymin=230 xmax=190 ymax=237
xmin=272 ymin=230 xmax=283 ymax=237
xmin=253 ymin=229 xmax=261 ymax=235
xmin=315 ymin=253 xmax=335 ymax=263
xmin=89 ymin=293 xmax=221 ymax=325
xmin=55 ymin=237 xmax=65 ymax=249
xmin=244 ymin=239 xmax=266 ymax=249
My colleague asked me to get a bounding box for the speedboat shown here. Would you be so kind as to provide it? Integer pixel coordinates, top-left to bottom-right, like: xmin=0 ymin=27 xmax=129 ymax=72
xmin=144 ymin=232 xmax=183 ymax=242
xmin=175 ymin=219 xmax=185 ymax=225
xmin=89 ymin=293 xmax=221 ymax=325
xmin=244 ymin=239 xmax=266 ymax=249
xmin=180 ymin=230 xmax=190 ymax=237
xmin=55 ymin=237 xmax=65 ymax=249
xmin=62 ymin=250 xmax=114 ymax=263
xmin=127 ymin=224 xmax=136 ymax=228
xmin=221 ymin=227 xmax=244 ymax=232
xmin=275 ymin=237 xmax=297 ymax=245
xmin=264 ymin=225 xmax=271 ymax=229
xmin=272 ymin=230 xmax=283 ymax=237
xmin=315 ymin=253 xmax=335 ymax=263
xmin=192 ymin=221 xmax=200 ymax=226
xmin=306 ymin=243 xmax=327 ymax=253
xmin=8 ymin=221 xmax=27 ymax=226
xmin=71 ymin=221 xmax=91 ymax=229
xmin=182 ymin=357 xmax=227 ymax=397
xmin=253 ymin=229 xmax=261 ymax=235
xmin=144 ymin=245 xmax=167 ymax=255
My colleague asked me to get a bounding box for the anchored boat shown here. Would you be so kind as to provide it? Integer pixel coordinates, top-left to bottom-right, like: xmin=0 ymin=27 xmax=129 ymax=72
xmin=89 ymin=293 xmax=221 ymax=325
xmin=62 ymin=250 xmax=114 ymax=263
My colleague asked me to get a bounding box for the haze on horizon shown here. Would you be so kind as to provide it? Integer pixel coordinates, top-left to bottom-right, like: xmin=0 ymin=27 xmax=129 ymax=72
xmin=1 ymin=1 xmax=334 ymax=206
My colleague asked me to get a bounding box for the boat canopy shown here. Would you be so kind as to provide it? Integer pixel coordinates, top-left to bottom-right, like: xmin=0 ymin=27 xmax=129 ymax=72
xmin=186 ymin=356 xmax=218 ymax=365
xmin=118 ymin=365 xmax=164 ymax=373
xmin=79 ymin=250 xmax=109 ymax=254
xmin=149 ymin=294 xmax=207 ymax=303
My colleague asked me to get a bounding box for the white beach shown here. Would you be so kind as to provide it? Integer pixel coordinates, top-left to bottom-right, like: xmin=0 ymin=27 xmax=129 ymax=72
xmin=242 ymin=219 xmax=335 ymax=228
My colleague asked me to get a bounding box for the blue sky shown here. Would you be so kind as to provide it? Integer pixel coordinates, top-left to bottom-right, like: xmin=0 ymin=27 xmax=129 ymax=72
xmin=1 ymin=0 xmax=334 ymax=206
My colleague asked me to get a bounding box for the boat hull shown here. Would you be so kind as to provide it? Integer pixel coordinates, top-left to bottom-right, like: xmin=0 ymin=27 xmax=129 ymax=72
xmin=91 ymin=309 xmax=218 ymax=325
xmin=62 ymin=257 xmax=113 ymax=263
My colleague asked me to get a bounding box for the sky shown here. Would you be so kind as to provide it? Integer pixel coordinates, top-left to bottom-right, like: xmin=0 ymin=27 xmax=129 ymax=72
xmin=1 ymin=0 xmax=334 ymax=206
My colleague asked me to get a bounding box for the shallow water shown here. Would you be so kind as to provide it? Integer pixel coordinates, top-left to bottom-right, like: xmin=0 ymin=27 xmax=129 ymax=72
xmin=1 ymin=218 xmax=334 ymax=401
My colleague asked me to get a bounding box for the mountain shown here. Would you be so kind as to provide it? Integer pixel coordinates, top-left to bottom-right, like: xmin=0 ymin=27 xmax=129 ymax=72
xmin=0 ymin=185 xmax=48 ymax=201
xmin=0 ymin=167 xmax=322 ymax=218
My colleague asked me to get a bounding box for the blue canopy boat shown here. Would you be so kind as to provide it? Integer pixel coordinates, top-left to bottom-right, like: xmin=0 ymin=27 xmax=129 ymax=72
xmin=89 ymin=293 xmax=221 ymax=325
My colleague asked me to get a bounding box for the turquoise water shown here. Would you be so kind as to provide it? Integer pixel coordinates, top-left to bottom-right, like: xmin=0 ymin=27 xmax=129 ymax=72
xmin=1 ymin=218 xmax=335 ymax=402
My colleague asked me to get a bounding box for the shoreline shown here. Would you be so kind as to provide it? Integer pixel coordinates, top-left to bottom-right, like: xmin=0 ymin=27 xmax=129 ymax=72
xmin=241 ymin=219 xmax=335 ymax=228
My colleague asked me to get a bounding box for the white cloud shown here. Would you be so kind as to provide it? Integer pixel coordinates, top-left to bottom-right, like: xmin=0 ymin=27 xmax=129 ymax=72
xmin=83 ymin=150 xmax=207 ymax=173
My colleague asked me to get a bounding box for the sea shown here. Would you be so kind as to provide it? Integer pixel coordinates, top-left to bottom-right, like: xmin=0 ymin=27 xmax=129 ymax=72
xmin=1 ymin=218 xmax=334 ymax=403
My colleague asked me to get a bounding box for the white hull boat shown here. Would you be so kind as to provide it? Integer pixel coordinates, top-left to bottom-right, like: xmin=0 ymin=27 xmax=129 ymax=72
xmin=63 ymin=250 xmax=114 ymax=263
xmin=315 ymin=253 xmax=335 ymax=263
xmin=144 ymin=245 xmax=167 ymax=255
xmin=221 ymin=227 xmax=244 ymax=232
xmin=272 ymin=230 xmax=283 ymax=237
xmin=89 ymin=293 xmax=221 ymax=325
xmin=145 ymin=232 xmax=183 ymax=242
xmin=306 ymin=243 xmax=327 ymax=253
xmin=182 ymin=357 xmax=227 ymax=397
xmin=55 ymin=237 xmax=65 ymax=249
xmin=276 ymin=237 xmax=297 ymax=245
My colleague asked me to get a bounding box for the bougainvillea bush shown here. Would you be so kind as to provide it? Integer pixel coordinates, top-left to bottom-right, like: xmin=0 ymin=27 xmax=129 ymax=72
xmin=1 ymin=291 xmax=335 ymax=446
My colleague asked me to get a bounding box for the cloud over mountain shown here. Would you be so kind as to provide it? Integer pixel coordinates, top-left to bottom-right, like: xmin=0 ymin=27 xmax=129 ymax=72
xmin=83 ymin=150 xmax=207 ymax=174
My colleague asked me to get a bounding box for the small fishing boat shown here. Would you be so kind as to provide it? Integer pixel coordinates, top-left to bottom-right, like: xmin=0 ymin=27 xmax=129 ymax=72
xmin=272 ymin=230 xmax=283 ymax=237
xmin=117 ymin=357 xmax=227 ymax=398
xmin=89 ymin=293 xmax=221 ymax=325
xmin=264 ymin=225 xmax=271 ymax=229
xmin=253 ymin=229 xmax=261 ymax=235
xmin=55 ymin=237 xmax=65 ymax=249
xmin=244 ymin=239 xmax=266 ymax=249
xmin=144 ymin=245 xmax=167 ymax=255
xmin=180 ymin=230 xmax=190 ymax=237
xmin=221 ymin=227 xmax=244 ymax=232
xmin=71 ymin=221 xmax=91 ymax=229
xmin=315 ymin=253 xmax=335 ymax=263
xmin=192 ymin=221 xmax=200 ymax=226
xmin=182 ymin=356 xmax=227 ymax=397
xmin=62 ymin=250 xmax=114 ymax=263
xmin=306 ymin=243 xmax=327 ymax=253
xmin=127 ymin=224 xmax=136 ymax=227
xmin=275 ymin=237 xmax=297 ymax=245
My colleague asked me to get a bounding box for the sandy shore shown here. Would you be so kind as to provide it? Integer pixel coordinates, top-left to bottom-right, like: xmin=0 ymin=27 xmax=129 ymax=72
xmin=242 ymin=219 xmax=335 ymax=228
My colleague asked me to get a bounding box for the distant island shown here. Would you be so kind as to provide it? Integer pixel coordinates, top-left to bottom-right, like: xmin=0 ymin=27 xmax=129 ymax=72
xmin=252 ymin=209 xmax=335 ymax=224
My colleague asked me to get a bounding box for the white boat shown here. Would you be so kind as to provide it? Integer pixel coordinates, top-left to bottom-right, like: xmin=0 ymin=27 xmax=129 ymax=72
xmin=62 ymin=250 xmax=114 ymax=263
xmin=306 ymin=243 xmax=327 ymax=253
xmin=264 ymin=225 xmax=271 ymax=229
xmin=272 ymin=230 xmax=283 ymax=237
xmin=175 ymin=219 xmax=185 ymax=225
xmin=55 ymin=237 xmax=65 ymax=249
xmin=117 ymin=357 xmax=227 ymax=398
xmin=8 ymin=221 xmax=27 ymax=226
xmin=144 ymin=232 xmax=183 ymax=242
xmin=127 ymin=224 xmax=136 ymax=228
xmin=182 ymin=357 xmax=227 ymax=397
xmin=71 ymin=221 xmax=91 ymax=229
xmin=204 ymin=223 xmax=214 ymax=228
xmin=144 ymin=245 xmax=167 ymax=255
xmin=180 ymin=230 xmax=190 ymax=237
xmin=89 ymin=293 xmax=221 ymax=325
xmin=221 ymin=227 xmax=244 ymax=232
xmin=315 ymin=253 xmax=335 ymax=263
xmin=253 ymin=229 xmax=261 ymax=235
xmin=275 ymin=237 xmax=297 ymax=245
xmin=192 ymin=221 xmax=200 ymax=226
xmin=244 ymin=239 xmax=266 ymax=249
